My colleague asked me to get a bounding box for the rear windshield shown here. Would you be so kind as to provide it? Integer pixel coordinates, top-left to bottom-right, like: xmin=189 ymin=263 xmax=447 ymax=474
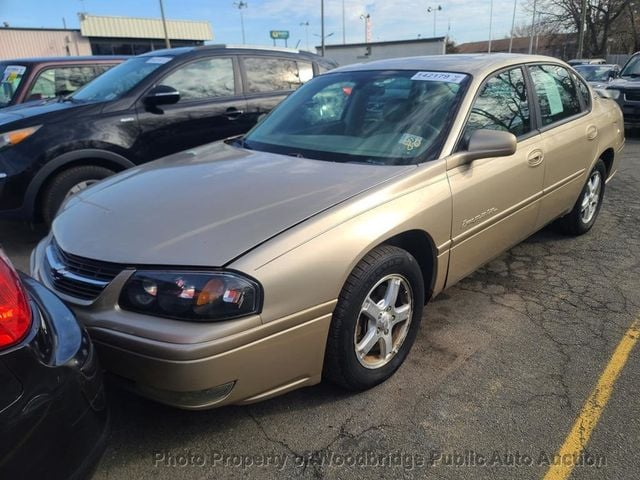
xmin=0 ymin=64 xmax=27 ymax=107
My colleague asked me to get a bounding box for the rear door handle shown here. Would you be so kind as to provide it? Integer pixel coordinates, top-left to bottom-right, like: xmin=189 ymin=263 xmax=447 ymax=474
xmin=527 ymin=149 xmax=544 ymax=167
xmin=223 ymin=108 xmax=244 ymax=120
xmin=586 ymin=125 xmax=598 ymax=140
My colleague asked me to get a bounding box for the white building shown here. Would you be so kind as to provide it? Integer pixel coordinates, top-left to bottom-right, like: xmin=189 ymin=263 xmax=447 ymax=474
xmin=318 ymin=37 xmax=446 ymax=66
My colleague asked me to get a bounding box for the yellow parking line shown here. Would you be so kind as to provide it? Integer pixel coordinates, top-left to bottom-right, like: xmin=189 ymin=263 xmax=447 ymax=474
xmin=543 ymin=316 xmax=640 ymax=480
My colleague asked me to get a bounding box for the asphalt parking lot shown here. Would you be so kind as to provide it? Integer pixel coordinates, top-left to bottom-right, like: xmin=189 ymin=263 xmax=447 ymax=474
xmin=1 ymin=135 xmax=639 ymax=480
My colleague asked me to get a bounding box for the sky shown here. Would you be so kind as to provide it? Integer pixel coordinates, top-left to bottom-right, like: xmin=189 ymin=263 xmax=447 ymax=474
xmin=0 ymin=0 xmax=535 ymax=49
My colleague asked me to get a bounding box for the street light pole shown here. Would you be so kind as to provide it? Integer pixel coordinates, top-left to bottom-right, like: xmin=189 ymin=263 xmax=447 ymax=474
xmin=529 ymin=0 xmax=537 ymax=54
xmin=360 ymin=14 xmax=370 ymax=43
xmin=321 ymin=0 xmax=325 ymax=56
xmin=427 ymin=5 xmax=442 ymax=37
xmin=508 ymin=0 xmax=517 ymax=53
xmin=300 ymin=21 xmax=310 ymax=51
xmin=158 ymin=0 xmax=171 ymax=49
xmin=488 ymin=0 xmax=494 ymax=53
xmin=233 ymin=1 xmax=248 ymax=45
xmin=577 ymin=0 xmax=587 ymax=58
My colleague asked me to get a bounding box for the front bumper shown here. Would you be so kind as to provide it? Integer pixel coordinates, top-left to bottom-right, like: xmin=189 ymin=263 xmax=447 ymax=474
xmin=31 ymin=238 xmax=335 ymax=410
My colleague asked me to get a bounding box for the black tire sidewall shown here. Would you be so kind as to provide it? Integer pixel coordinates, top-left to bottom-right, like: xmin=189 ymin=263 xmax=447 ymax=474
xmin=333 ymin=248 xmax=425 ymax=390
xmin=42 ymin=165 xmax=114 ymax=225
xmin=575 ymin=160 xmax=606 ymax=233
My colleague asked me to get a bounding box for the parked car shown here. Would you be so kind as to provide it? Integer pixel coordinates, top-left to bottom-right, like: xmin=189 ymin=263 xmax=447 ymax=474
xmin=573 ymin=63 xmax=620 ymax=88
xmin=600 ymin=51 xmax=640 ymax=127
xmin=0 ymin=249 xmax=108 ymax=479
xmin=568 ymin=58 xmax=607 ymax=66
xmin=0 ymin=56 xmax=125 ymax=108
xmin=31 ymin=54 xmax=624 ymax=409
xmin=0 ymin=46 xmax=336 ymax=224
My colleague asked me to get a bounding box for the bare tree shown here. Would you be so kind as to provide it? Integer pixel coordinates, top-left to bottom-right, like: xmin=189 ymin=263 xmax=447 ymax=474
xmin=525 ymin=0 xmax=634 ymax=55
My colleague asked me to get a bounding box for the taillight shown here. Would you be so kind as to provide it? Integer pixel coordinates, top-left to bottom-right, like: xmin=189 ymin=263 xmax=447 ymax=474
xmin=0 ymin=251 xmax=31 ymax=349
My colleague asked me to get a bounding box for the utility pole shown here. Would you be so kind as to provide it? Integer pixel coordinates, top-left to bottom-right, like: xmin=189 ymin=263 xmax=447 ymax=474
xmin=233 ymin=2 xmax=248 ymax=44
xmin=528 ymin=0 xmax=537 ymax=54
xmin=342 ymin=0 xmax=346 ymax=44
xmin=577 ymin=0 xmax=587 ymax=58
xmin=321 ymin=0 xmax=325 ymax=56
xmin=159 ymin=0 xmax=171 ymax=49
xmin=508 ymin=0 xmax=517 ymax=53
xmin=488 ymin=0 xmax=494 ymax=53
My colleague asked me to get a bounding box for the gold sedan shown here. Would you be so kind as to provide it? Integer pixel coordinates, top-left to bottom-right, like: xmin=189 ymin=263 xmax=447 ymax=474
xmin=32 ymin=54 xmax=625 ymax=409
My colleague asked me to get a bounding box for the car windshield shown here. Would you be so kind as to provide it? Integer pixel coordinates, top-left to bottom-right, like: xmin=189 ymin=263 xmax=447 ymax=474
xmin=621 ymin=56 xmax=640 ymax=77
xmin=575 ymin=65 xmax=614 ymax=82
xmin=71 ymin=56 xmax=173 ymax=101
xmin=0 ymin=63 xmax=27 ymax=107
xmin=243 ymin=70 xmax=469 ymax=165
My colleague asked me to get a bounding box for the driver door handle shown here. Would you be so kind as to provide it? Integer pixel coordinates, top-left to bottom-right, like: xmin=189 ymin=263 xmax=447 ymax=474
xmin=223 ymin=107 xmax=244 ymax=120
xmin=527 ymin=149 xmax=544 ymax=167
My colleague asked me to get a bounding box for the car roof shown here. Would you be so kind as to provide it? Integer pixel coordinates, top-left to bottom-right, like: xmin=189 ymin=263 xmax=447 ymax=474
xmin=139 ymin=44 xmax=328 ymax=61
xmin=574 ymin=63 xmax=618 ymax=68
xmin=0 ymin=56 xmax=129 ymax=65
xmin=330 ymin=53 xmax=564 ymax=76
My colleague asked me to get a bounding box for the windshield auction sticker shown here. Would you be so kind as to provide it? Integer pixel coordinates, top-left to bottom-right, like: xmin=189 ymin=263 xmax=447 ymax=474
xmin=411 ymin=71 xmax=466 ymax=83
xmin=1 ymin=65 xmax=26 ymax=83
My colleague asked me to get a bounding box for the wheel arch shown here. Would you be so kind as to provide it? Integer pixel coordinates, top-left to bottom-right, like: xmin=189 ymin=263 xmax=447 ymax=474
xmin=25 ymin=149 xmax=135 ymax=220
xmin=380 ymin=229 xmax=438 ymax=304
xmin=599 ymin=147 xmax=615 ymax=179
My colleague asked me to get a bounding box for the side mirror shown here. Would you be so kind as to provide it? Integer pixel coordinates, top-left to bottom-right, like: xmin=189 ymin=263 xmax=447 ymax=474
xmin=448 ymin=129 xmax=517 ymax=169
xmin=144 ymin=85 xmax=180 ymax=107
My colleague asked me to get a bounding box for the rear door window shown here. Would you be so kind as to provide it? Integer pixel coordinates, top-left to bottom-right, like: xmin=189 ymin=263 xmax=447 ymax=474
xmin=528 ymin=64 xmax=582 ymax=126
xmin=242 ymin=57 xmax=313 ymax=93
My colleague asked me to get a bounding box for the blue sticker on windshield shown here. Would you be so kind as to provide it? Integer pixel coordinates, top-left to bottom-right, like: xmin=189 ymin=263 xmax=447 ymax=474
xmin=146 ymin=57 xmax=172 ymax=64
xmin=411 ymin=71 xmax=466 ymax=83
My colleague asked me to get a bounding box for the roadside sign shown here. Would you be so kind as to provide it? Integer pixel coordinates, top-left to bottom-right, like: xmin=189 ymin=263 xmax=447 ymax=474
xmin=270 ymin=30 xmax=290 ymax=40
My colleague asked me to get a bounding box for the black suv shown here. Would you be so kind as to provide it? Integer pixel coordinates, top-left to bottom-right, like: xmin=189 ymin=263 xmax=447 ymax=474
xmin=604 ymin=52 xmax=640 ymax=127
xmin=0 ymin=46 xmax=336 ymax=224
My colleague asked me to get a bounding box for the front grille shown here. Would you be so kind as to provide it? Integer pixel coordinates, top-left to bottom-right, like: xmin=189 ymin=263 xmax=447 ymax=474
xmin=625 ymin=90 xmax=640 ymax=102
xmin=44 ymin=240 xmax=124 ymax=301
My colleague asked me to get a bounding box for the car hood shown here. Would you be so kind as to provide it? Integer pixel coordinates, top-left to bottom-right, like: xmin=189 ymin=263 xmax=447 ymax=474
xmin=53 ymin=142 xmax=414 ymax=266
xmin=610 ymin=77 xmax=640 ymax=88
xmin=0 ymin=99 xmax=94 ymax=127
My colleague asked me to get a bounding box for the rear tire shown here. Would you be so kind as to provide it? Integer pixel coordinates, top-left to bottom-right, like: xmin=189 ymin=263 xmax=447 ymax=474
xmin=323 ymin=245 xmax=425 ymax=391
xmin=41 ymin=165 xmax=115 ymax=226
xmin=552 ymin=159 xmax=606 ymax=236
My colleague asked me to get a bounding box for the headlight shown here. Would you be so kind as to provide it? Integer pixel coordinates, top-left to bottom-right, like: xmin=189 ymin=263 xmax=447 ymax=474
xmin=119 ymin=271 xmax=261 ymax=322
xmin=0 ymin=126 xmax=41 ymax=150
xmin=594 ymin=88 xmax=620 ymax=100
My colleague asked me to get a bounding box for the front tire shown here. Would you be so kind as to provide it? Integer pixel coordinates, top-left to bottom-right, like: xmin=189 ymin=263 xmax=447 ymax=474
xmin=323 ymin=245 xmax=425 ymax=391
xmin=41 ymin=165 xmax=115 ymax=226
xmin=552 ymin=159 xmax=606 ymax=236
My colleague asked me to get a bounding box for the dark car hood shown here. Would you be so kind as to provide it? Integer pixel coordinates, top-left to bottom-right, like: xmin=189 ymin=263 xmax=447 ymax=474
xmin=610 ymin=77 xmax=640 ymax=88
xmin=0 ymin=99 xmax=97 ymax=127
xmin=53 ymin=142 xmax=414 ymax=266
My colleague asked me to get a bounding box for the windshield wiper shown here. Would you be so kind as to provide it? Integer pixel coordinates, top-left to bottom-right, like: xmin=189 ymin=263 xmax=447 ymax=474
xmin=622 ymin=73 xmax=640 ymax=78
